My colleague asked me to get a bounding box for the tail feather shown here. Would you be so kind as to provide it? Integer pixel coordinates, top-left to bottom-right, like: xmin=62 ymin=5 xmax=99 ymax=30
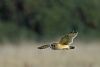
xmin=69 ymin=46 xmax=75 ymax=49
xmin=38 ymin=45 xmax=49 ymax=49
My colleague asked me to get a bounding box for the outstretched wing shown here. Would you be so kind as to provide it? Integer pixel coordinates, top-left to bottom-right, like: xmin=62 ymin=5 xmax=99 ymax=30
xmin=59 ymin=34 xmax=69 ymax=45
xmin=38 ymin=45 xmax=49 ymax=49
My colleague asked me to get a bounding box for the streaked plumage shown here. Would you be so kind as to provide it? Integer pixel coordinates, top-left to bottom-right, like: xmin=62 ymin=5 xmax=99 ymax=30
xmin=38 ymin=31 xmax=78 ymax=50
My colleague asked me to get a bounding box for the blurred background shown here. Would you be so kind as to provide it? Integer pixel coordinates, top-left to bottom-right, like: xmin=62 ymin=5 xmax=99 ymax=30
xmin=0 ymin=0 xmax=100 ymax=67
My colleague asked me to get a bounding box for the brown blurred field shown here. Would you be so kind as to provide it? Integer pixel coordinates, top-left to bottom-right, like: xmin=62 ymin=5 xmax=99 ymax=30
xmin=0 ymin=41 xmax=100 ymax=67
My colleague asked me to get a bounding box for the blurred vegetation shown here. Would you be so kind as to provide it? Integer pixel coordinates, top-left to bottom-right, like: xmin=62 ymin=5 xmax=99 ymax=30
xmin=0 ymin=0 xmax=100 ymax=43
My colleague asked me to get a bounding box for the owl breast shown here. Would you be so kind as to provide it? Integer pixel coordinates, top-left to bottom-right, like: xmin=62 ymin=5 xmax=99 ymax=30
xmin=50 ymin=43 xmax=70 ymax=50
xmin=57 ymin=44 xmax=70 ymax=49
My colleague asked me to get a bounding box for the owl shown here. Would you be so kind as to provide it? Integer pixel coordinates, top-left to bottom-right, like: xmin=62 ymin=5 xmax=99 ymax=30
xmin=38 ymin=31 xmax=78 ymax=50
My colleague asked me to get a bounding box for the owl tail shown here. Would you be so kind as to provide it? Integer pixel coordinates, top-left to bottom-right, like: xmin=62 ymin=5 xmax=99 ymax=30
xmin=38 ymin=45 xmax=49 ymax=49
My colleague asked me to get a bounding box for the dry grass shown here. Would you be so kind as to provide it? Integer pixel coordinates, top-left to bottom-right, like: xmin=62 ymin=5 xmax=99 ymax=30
xmin=0 ymin=42 xmax=100 ymax=67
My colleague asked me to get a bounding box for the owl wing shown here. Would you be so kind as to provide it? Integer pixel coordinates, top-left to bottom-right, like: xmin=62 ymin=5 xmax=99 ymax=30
xmin=37 ymin=45 xmax=49 ymax=49
xmin=59 ymin=34 xmax=69 ymax=45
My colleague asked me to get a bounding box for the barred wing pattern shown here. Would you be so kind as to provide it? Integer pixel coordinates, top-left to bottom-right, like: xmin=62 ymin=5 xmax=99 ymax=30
xmin=59 ymin=34 xmax=70 ymax=45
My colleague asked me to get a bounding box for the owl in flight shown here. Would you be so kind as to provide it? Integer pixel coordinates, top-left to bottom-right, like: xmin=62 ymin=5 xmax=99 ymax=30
xmin=38 ymin=31 xmax=78 ymax=50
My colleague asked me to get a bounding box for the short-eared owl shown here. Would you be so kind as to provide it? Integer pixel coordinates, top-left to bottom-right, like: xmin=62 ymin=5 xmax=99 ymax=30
xmin=38 ymin=31 xmax=78 ymax=50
